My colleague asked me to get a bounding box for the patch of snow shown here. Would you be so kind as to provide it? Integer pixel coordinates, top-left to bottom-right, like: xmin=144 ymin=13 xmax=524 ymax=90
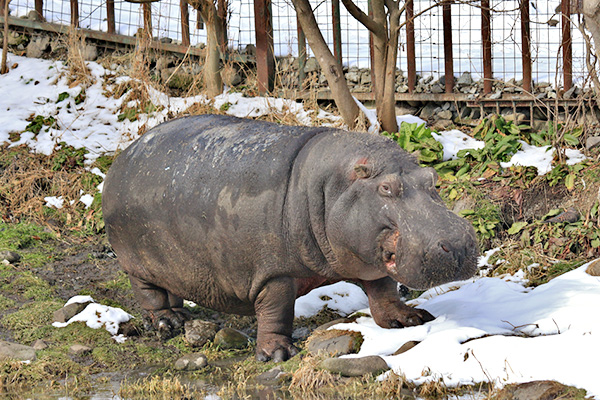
xmin=432 ymin=130 xmax=485 ymax=161
xmin=44 ymin=196 xmax=64 ymax=209
xmin=295 ymin=282 xmax=369 ymax=318
xmin=500 ymin=141 xmax=555 ymax=175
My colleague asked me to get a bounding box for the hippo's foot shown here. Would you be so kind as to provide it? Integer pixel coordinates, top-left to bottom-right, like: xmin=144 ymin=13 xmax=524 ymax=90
xmin=145 ymin=309 xmax=191 ymax=340
xmin=374 ymin=302 xmax=434 ymax=328
xmin=256 ymin=333 xmax=299 ymax=362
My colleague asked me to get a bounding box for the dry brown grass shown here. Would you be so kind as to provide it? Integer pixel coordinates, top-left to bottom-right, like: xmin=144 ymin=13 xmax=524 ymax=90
xmin=62 ymin=27 xmax=94 ymax=88
xmin=118 ymin=375 xmax=196 ymax=399
xmin=288 ymin=356 xmax=336 ymax=394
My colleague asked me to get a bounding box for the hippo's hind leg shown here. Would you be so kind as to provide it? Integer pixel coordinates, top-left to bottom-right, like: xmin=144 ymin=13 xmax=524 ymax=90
xmin=128 ymin=274 xmax=190 ymax=339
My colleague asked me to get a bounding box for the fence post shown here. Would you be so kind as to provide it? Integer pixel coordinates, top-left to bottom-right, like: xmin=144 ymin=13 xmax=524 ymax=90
xmin=442 ymin=0 xmax=454 ymax=93
xmin=332 ymin=0 xmax=342 ymax=65
xmin=143 ymin=3 xmax=152 ymax=36
xmin=254 ymin=0 xmax=274 ymax=94
xmin=481 ymin=0 xmax=492 ymax=94
xmin=107 ymin=0 xmax=115 ymax=34
xmin=406 ymin=0 xmax=416 ymax=93
xmin=180 ymin=0 xmax=190 ymax=47
xmin=34 ymin=0 xmax=43 ymax=21
xmin=70 ymin=0 xmax=79 ymax=28
xmin=520 ymin=0 xmax=532 ymax=92
xmin=561 ymin=0 xmax=572 ymax=91
xmin=297 ymin=17 xmax=306 ymax=88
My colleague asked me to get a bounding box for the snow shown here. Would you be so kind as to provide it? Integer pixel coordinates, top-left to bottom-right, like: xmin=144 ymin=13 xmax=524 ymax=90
xmin=53 ymin=296 xmax=133 ymax=341
xmin=432 ymin=130 xmax=485 ymax=161
xmin=327 ymin=261 xmax=600 ymax=397
xmin=2 ymin=53 xmax=598 ymax=396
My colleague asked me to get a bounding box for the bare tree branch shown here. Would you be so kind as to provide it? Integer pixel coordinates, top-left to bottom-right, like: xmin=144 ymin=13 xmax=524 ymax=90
xmin=339 ymin=0 xmax=383 ymax=36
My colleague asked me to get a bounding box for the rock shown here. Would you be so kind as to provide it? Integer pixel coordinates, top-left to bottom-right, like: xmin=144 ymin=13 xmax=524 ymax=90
xmin=314 ymin=318 xmax=352 ymax=333
xmin=504 ymin=113 xmax=526 ymax=124
xmin=0 ymin=250 xmax=21 ymax=264
xmin=489 ymin=91 xmax=502 ymax=100
xmin=82 ymin=44 xmax=98 ymax=61
xmin=345 ymin=69 xmax=361 ymax=83
xmin=213 ymin=327 xmax=250 ymax=349
xmin=436 ymin=110 xmax=453 ymax=120
xmin=256 ymin=366 xmax=291 ymax=385
xmin=396 ymin=84 xmax=409 ymax=93
xmin=221 ymin=65 xmax=242 ymax=86
xmin=69 ymin=344 xmax=92 ymax=356
xmin=431 ymin=83 xmax=444 ymax=93
xmin=536 ymin=92 xmax=547 ymax=100
xmin=563 ymin=86 xmax=577 ymax=99
xmin=586 ymin=136 xmax=600 ymax=150
xmin=184 ymin=319 xmax=219 ymax=347
xmin=360 ymin=71 xmax=372 ymax=85
xmin=8 ymin=32 xmax=26 ymax=46
xmin=26 ymin=36 xmax=50 ymax=58
xmin=586 ymin=259 xmax=600 ymax=276
xmin=32 ymin=339 xmax=48 ymax=350
xmin=319 ymin=355 xmax=389 ymax=377
xmin=495 ymin=380 xmax=584 ymax=400
xmin=292 ymin=326 xmax=311 ymax=340
xmin=432 ymin=119 xmax=453 ymax=131
xmin=395 ymin=104 xmax=418 ymax=116
xmin=244 ymin=44 xmax=256 ymax=56
xmin=456 ymin=72 xmax=473 ymax=86
xmin=548 ymin=91 xmax=557 ymax=99
xmin=53 ymin=301 xmax=90 ymax=323
xmin=306 ymin=329 xmax=362 ymax=356
xmin=174 ymin=352 xmax=208 ymax=371
xmin=419 ymin=103 xmax=439 ymax=120
xmin=304 ymin=57 xmax=320 ymax=73
xmin=0 ymin=340 xmax=37 ymax=362
xmin=393 ymin=340 xmax=420 ymax=355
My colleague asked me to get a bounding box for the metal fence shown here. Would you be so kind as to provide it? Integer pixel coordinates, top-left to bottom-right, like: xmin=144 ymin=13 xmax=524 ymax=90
xmin=3 ymin=0 xmax=588 ymax=92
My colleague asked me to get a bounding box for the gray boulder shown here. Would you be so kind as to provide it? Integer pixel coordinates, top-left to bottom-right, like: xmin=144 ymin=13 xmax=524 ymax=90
xmin=320 ymin=355 xmax=389 ymax=377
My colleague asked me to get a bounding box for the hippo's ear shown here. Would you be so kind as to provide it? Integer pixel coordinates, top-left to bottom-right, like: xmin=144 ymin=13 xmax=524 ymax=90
xmin=353 ymin=163 xmax=372 ymax=179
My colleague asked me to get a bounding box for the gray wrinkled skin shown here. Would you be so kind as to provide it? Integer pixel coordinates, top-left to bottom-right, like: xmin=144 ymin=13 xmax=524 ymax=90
xmin=102 ymin=114 xmax=479 ymax=362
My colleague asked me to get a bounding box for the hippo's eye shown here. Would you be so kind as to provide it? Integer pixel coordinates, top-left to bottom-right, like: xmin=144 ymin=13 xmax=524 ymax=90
xmin=379 ymin=183 xmax=393 ymax=197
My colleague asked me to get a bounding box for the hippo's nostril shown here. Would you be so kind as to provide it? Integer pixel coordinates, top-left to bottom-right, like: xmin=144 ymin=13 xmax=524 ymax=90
xmin=440 ymin=242 xmax=450 ymax=253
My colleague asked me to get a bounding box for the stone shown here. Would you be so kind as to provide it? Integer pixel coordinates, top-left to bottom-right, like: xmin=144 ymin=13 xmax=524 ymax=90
xmin=495 ymin=380 xmax=583 ymax=400
xmin=244 ymin=44 xmax=256 ymax=56
xmin=256 ymin=366 xmax=291 ymax=385
xmin=314 ymin=318 xmax=352 ymax=333
xmin=586 ymin=136 xmax=600 ymax=150
xmin=345 ymin=70 xmax=361 ymax=83
xmin=319 ymin=355 xmax=389 ymax=377
xmin=536 ymin=92 xmax=547 ymax=100
xmin=396 ymin=84 xmax=409 ymax=93
xmin=0 ymin=340 xmax=36 ymax=362
xmin=0 ymin=250 xmax=20 ymax=264
xmin=430 ymin=83 xmax=444 ymax=93
xmin=360 ymin=71 xmax=372 ymax=85
xmin=489 ymin=91 xmax=502 ymax=100
xmin=8 ymin=32 xmax=26 ymax=46
xmin=26 ymin=36 xmax=50 ymax=58
xmin=395 ymin=104 xmax=418 ymax=116
xmin=419 ymin=103 xmax=439 ymax=120
xmin=306 ymin=330 xmax=362 ymax=356
xmin=221 ymin=65 xmax=243 ymax=86
xmin=432 ymin=119 xmax=453 ymax=131
xmin=53 ymin=301 xmax=89 ymax=323
xmin=32 ymin=339 xmax=49 ymax=350
xmin=185 ymin=319 xmax=219 ymax=347
xmin=174 ymin=352 xmax=208 ymax=371
xmin=436 ymin=110 xmax=453 ymax=120
xmin=563 ymin=86 xmax=577 ymax=99
xmin=504 ymin=113 xmax=527 ymax=124
xmin=82 ymin=44 xmax=98 ymax=61
xmin=292 ymin=326 xmax=311 ymax=340
xmin=304 ymin=57 xmax=320 ymax=73
xmin=393 ymin=340 xmax=420 ymax=355
xmin=213 ymin=327 xmax=249 ymax=349
xmin=456 ymin=71 xmax=473 ymax=86
xmin=69 ymin=344 xmax=92 ymax=356
xmin=586 ymin=259 xmax=600 ymax=276
xmin=548 ymin=91 xmax=557 ymax=99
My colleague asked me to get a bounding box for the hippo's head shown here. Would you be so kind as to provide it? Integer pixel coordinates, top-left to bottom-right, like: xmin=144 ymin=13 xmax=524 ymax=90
xmin=325 ymin=154 xmax=479 ymax=289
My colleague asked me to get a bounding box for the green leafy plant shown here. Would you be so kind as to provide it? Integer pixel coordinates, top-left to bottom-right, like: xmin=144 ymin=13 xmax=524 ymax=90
xmin=383 ymin=122 xmax=444 ymax=164
xmin=24 ymin=115 xmax=57 ymax=135
xmin=51 ymin=142 xmax=88 ymax=171
xmin=459 ymin=204 xmax=501 ymax=242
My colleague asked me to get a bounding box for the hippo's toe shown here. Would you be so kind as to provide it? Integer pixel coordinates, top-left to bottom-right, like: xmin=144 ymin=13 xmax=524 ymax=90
xmin=256 ymin=334 xmax=299 ymax=362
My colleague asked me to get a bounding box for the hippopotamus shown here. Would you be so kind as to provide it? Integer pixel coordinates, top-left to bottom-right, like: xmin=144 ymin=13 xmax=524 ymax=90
xmin=102 ymin=114 xmax=478 ymax=361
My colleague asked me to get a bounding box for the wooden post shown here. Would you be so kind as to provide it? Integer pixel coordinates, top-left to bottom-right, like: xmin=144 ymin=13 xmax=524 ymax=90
xmin=197 ymin=10 xmax=203 ymax=30
xmin=218 ymin=0 xmax=228 ymax=49
xmin=254 ymin=0 xmax=274 ymax=94
xmin=107 ymin=0 xmax=115 ymax=34
xmin=561 ymin=0 xmax=572 ymax=91
xmin=442 ymin=0 xmax=454 ymax=93
xmin=520 ymin=0 xmax=532 ymax=92
xmin=332 ymin=0 xmax=342 ymax=65
xmin=368 ymin=0 xmax=376 ymax=94
xmin=143 ymin=2 xmax=152 ymax=37
xmin=180 ymin=0 xmax=190 ymax=47
xmin=70 ymin=0 xmax=79 ymax=28
xmin=481 ymin=0 xmax=492 ymax=94
xmin=406 ymin=0 xmax=416 ymax=93
xmin=34 ymin=0 xmax=44 ymax=21
xmin=297 ymin=17 xmax=306 ymax=88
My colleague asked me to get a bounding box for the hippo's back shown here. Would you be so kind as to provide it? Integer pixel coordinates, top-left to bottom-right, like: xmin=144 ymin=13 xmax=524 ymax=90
xmin=102 ymin=115 xmax=325 ymax=308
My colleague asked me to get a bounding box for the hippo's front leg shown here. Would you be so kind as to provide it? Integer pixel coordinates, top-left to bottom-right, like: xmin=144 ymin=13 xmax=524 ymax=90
xmin=254 ymin=276 xmax=299 ymax=362
xmin=362 ymin=277 xmax=434 ymax=328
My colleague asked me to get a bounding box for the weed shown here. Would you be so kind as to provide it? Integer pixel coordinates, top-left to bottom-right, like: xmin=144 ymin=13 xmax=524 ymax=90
xmin=51 ymin=142 xmax=88 ymax=171
xmin=24 ymin=115 xmax=57 ymax=135
xmin=118 ymin=375 xmax=196 ymax=399
xmin=383 ymin=122 xmax=444 ymax=164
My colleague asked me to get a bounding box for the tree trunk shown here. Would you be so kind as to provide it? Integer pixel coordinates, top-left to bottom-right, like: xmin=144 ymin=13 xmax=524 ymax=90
xmin=1 ymin=0 xmax=10 ymax=75
xmin=291 ymin=0 xmax=360 ymax=129
xmin=188 ymin=0 xmax=224 ymax=97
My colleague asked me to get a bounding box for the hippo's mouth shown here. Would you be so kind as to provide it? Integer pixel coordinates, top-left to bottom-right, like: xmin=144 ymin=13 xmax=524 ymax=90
xmin=380 ymin=230 xmax=399 ymax=272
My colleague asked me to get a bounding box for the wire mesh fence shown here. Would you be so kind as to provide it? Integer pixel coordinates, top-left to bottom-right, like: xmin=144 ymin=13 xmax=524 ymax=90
xmin=7 ymin=0 xmax=589 ymax=86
